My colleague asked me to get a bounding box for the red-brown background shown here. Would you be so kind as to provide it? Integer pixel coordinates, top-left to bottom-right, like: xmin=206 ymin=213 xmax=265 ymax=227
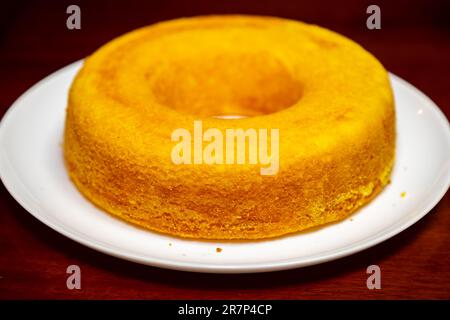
xmin=0 ymin=0 xmax=449 ymax=299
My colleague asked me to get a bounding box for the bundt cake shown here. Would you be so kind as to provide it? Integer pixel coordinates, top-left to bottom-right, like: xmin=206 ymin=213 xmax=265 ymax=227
xmin=64 ymin=15 xmax=395 ymax=239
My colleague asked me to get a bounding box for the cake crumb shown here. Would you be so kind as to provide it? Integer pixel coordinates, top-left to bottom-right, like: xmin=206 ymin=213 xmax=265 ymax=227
xmin=401 ymin=192 xmax=406 ymax=198
xmin=216 ymin=247 xmax=222 ymax=253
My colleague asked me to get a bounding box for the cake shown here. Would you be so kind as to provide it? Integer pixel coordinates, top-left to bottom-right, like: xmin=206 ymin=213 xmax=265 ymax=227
xmin=64 ymin=15 xmax=395 ymax=239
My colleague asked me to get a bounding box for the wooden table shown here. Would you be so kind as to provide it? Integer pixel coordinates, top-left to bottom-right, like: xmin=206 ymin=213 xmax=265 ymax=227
xmin=1 ymin=0 xmax=449 ymax=299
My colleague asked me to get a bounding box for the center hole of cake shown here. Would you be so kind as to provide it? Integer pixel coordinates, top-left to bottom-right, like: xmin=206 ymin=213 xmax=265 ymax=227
xmin=151 ymin=52 xmax=303 ymax=118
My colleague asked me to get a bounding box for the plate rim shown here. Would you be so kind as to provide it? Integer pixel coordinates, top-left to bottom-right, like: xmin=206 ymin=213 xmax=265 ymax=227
xmin=1 ymin=61 xmax=449 ymax=273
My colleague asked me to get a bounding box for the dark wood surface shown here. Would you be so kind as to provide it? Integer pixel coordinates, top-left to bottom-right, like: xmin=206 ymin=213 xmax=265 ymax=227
xmin=1 ymin=0 xmax=449 ymax=299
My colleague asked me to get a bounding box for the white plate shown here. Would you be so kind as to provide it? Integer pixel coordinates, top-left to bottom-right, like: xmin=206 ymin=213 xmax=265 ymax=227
xmin=1 ymin=60 xmax=449 ymax=273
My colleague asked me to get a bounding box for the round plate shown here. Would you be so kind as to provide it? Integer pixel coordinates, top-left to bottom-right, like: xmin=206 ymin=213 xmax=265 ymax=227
xmin=1 ymin=60 xmax=449 ymax=273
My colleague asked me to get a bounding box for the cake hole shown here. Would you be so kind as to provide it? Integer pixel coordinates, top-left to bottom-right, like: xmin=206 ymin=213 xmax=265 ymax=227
xmin=213 ymin=114 xmax=248 ymax=120
xmin=152 ymin=51 xmax=303 ymax=117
